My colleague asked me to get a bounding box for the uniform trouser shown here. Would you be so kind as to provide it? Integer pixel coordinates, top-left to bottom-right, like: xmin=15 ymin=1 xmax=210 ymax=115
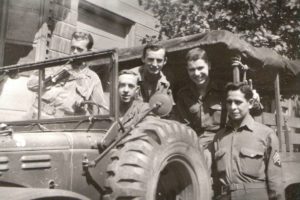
xmin=198 ymin=131 xmax=216 ymax=168
xmin=216 ymin=188 xmax=268 ymax=200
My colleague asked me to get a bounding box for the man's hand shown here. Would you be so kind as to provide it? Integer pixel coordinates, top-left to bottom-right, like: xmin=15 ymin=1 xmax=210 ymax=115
xmin=50 ymin=74 xmax=58 ymax=83
xmin=74 ymin=100 xmax=84 ymax=109
xmin=252 ymin=89 xmax=260 ymax=102
xmin=232 ymin=60 xmax=249 ymax=71
xmin=73 ymin=100 xmax=86 ymax=114
xmin=251 ymin=89 xmax=264 ymax=115
xmin=50 ymin=66 xmax=71 ymax=83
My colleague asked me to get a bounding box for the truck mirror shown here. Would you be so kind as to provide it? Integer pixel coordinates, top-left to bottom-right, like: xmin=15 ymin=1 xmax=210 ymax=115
xmin=149 ymin=93 xmax=173 ymax=117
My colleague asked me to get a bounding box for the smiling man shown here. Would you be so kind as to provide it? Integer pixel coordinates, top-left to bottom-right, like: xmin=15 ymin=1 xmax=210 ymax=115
xmin=177 ymin=48 xmax=222 ymax=144
xmin=130 ymin=44 xmax=174 ymax=104
xmin=118 ymin=70 xmax=151 ymax=130
xmin=212 ymin=82 xmax=282 ymax=200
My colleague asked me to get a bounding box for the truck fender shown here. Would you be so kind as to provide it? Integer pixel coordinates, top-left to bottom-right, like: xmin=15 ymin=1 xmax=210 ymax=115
xmin=0 ymin=187 xmax=90 ymax=200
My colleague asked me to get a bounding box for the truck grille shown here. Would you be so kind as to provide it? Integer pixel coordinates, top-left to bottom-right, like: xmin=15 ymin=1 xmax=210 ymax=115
xmin=21 ymin=155 xmax=51 ymax=170
xmin=0 ymin=156 xmax=9 ymax=173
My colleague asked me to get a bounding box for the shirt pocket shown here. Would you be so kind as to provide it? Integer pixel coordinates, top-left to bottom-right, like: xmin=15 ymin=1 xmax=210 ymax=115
xmin=215 ymin=148 xmax=226 ymax=172
xmin=240 ymin=147 xmax=264 ymax=178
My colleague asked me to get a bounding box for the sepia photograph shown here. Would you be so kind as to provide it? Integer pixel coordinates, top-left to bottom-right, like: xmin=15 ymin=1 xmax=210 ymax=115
xmin=0 ymin=0 xmax=299 ymax=199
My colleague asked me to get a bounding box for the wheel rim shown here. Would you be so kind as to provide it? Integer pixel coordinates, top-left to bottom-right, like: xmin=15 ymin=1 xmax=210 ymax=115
xmin=155 ymin=157 xmax=197 ymax=200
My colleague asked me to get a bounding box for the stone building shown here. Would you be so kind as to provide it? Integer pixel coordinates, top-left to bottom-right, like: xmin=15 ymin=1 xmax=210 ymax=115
xmin=0 ymin=0 xmax=158 ymax=65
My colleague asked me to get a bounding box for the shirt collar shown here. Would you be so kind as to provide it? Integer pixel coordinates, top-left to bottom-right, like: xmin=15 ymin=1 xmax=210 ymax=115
xmin=80 ymin=66 xmax=92 ymax=78
xmin=139 ymin=66 xmax=168 ymax=86
xmin=226 ymin=114 xmax=255 ymax=132
xmin=189 ymin=80 xmax=219 ymax=100
xmin=68 ymin=65 xmax=92 ymax=79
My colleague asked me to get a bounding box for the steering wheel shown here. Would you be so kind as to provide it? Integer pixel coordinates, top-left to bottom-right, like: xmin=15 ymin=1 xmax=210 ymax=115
xmin=80 ymin=101 xmax=109 ymax=115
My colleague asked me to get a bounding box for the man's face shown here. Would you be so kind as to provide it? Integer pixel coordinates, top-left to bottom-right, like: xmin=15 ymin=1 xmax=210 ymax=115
xmin=70 ymin=39 xmax=89 ymax=55
xmin=118 ymin=74 xmax=139 ymax=103
xmin=187 ymin=59 xmax=210 ymax=86
xmin=142 ymin=49 xmax=167 ymax=75
xmin=70 ymin=39 xmax=89 ymax=69
xmin=226 ymin=89 xmax=252 ymax=121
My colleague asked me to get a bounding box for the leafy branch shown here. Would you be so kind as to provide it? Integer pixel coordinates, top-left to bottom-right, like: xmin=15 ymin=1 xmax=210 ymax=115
xmin=139 ymin=0 xmax=300 ymax=59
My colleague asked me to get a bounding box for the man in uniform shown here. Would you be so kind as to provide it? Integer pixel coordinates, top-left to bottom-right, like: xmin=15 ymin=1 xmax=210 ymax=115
xmin=213 ymin=82 xmax=282 ymax=200
xmin=177 ymin=48 xmax=223 ymax=147
xmin=130 ymin=44 xmax=174 ymax=104
xmin=118 ymin=70 xmax=151 ymax=130
xmin=27 ymin=31 xmax=108 ymax=118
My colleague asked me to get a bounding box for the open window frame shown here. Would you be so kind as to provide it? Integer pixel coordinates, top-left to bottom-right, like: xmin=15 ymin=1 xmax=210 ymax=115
xmin=0 ymin=48 xmax=119 ymax=132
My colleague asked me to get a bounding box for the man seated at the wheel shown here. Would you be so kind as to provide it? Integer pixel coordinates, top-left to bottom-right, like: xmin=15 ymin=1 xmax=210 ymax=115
xmin=118 ymin=70 xmax=152 ymax=130
xmin=27 ymin=31 xmax=108 ymax=119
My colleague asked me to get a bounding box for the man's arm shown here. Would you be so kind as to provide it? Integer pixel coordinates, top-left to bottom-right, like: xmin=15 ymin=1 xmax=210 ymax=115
xmin=90 ymin=78 xmax=109 ymax=115
xmin=27 ymin=71 xmax=40 ymax=92
xmin=157 ymin=81 xmax=175 ymax=106
xmin=266 ymin=130 xmax=283 ymax=200
xmin=121 ymin=101 xmax=153 ymax=131
xmin=27 ymin=67 xmax=70 ymax=92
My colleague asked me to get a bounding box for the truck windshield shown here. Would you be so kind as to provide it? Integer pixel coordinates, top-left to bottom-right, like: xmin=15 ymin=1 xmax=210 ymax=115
xmin=0 ymin=50 xmax=116 ymax=122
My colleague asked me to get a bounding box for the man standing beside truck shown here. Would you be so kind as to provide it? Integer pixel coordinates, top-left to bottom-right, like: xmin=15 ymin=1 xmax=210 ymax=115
xmin=176 ymin=48 xmax=263 ymax=168
xmin=213 ymin=82 xmax=282 ymax=200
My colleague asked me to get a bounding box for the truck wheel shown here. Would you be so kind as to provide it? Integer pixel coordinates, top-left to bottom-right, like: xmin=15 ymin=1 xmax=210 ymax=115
xmin=104 ymin=119 xmax=211 ymax=200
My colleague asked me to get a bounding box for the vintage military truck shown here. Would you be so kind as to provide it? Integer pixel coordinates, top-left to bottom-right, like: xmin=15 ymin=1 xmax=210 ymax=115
xmin=0 ymin=30 xmax=300 ymax=200
xmin=0 ymin=42 xmax=211 ymax=199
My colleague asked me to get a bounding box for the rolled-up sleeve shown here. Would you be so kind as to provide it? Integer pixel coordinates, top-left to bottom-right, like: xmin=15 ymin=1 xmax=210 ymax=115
xmin=90 ymin=76 xmax=109 ymax=115
xmin=27 ymin=71 xmax=40 ymax=92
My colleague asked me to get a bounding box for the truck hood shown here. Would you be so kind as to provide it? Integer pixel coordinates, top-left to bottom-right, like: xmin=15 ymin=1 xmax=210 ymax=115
xmin=0 ymin=131 xmax=105 ymax=151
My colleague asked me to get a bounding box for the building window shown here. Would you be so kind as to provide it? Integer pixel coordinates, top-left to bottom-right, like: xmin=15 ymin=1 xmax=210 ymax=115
xmin=78 ymin=0 xmax=134 ymax=50
xmin=0 ymin=0 xmax=42 ymax=67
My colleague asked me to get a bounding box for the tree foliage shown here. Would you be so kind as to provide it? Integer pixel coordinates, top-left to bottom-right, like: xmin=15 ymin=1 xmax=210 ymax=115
xmin=139 ymin=0 xmax=300 ymax=59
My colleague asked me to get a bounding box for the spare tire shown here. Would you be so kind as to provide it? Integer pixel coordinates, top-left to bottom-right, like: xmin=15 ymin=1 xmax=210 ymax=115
xmin=103 ymin=118 xmax=211 ymax=200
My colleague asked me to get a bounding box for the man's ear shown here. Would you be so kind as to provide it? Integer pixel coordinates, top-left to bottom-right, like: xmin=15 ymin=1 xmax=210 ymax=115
xmin=141 ymin=56 xmax=145 ymax=64
xmin=248 ymin=98 xmax=254 ymax=109
xmin=134 ymin=86 xmax=140 ymax=99
xmin=208 ymin=61 xmax=211 ymax=70
xmin=164 ymin=56 xmax=168 ymax=65
xmin=136 ymin=85 xmax=140 ymax=93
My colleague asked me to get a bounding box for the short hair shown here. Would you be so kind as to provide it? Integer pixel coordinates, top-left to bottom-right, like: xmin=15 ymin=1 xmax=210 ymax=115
xmin=119 ymin=69 xmax=139 ymax=84
xmin=225 ymin=82 xmax=253 ymax=100
xmin=186 ymin=47 xmax=209 ymax=63
xmin=72 ymin=31 xmax=94 ymax=50
xmin=142 ymin=43 xmax=166 ymax=58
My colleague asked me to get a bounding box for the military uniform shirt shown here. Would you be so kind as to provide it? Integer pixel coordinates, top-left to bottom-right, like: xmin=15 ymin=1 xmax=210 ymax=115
xmin=120 ymin=100 xmax=151 ymax=131
xmin=213 ymin=114 xmax=282 ymax=199
xmin=129 ymin=66 xmax=174 ymax=104
xmin=27 ymin=65 xmax=108 ymax=118
xmin=177 ymin=81 xmax=222 ymax=137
